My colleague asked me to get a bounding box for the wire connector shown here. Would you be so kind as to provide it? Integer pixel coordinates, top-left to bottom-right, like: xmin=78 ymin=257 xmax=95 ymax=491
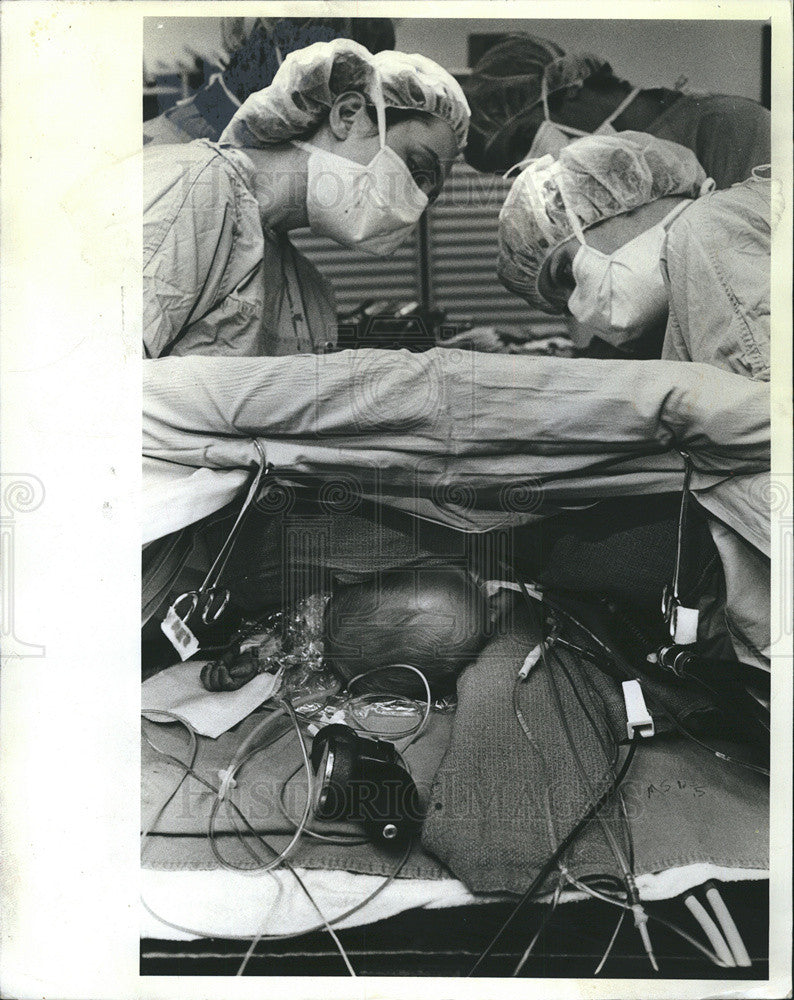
xmin=671 ymin=604 xmax=700 ymax=645
xmin=519 ymin=626 xmax=559 ymax=680
xmin=217 ymin=768 xmax=237 ymax=800
xmin=518 ymin=642 xmax=544 ymax=680
xmin=622 ymin=680 xmax=655 ymax=740
xmin=631 ymin=903 xmax=659 ymax=971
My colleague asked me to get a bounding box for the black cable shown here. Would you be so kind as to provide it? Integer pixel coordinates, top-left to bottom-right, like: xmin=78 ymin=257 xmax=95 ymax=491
xmin=556 ymin=651 xmax=637 ymax=870
xmin=542 ymin=595 xmax=770 ymax=777
xmin=471 ymin=570 xmax=645 ymax=976
xmin=510 ymin=662 xmax=638 ymax=971
xmin=518 ymin=587 xmax=638 ymax=903
xmin=655 ymin=699 xmax=770 ymax=778
xmin=511 ymin=876 xmax=565 ymax=976
xmin=552 ymin=649 xmax=616 ymax=766
xmin=467 ymin=739 xmax=639 ymax=976
xmin=685 ymin=670 xmax=770 ymax=748
xmin=543 ymin=594 xmax=640 ymax=676
xmin=549 ymin=645 xmax=636 ymax=872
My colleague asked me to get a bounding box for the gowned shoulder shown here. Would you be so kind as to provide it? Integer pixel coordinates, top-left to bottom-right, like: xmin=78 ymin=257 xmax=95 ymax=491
xmin=668 ymin=180 xmax=771 ymax=257
xmin=143 ymin=141 xmax=255 ymax=264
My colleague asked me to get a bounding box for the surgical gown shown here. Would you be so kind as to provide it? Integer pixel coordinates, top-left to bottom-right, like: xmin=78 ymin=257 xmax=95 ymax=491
xmin=660 ymin=175 xmax=775 ymax=666
xmin=569 ymin=93 xmax=771 ymax=353
xmin=662 ymin=175 xmax=773 ymax=381
xmin=143 ymin=75 xmax=241 ymax=148
xmin=143 ymin=140 xmax=337 ymax=358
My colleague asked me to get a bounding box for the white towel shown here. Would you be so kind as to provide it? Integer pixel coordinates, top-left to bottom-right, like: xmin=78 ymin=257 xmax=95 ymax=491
xmin=142 ymin=661 xmax=281 ymax=738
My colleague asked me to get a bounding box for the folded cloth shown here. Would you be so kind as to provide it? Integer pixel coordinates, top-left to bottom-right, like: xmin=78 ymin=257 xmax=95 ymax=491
xmin=143 ymin=350 xmax=770 ymax=665
xmin=140 ymin=866 xmax=490 ymax=942
xmin=143 ymin=457 xmax=248 ymax=546
xmin=141 ymin=829 xmax=451 ymax=880
xmin=142 ymin=661 xmax=282 ymax=739
xmin=140 ymin=862 xmax=765 ymax=941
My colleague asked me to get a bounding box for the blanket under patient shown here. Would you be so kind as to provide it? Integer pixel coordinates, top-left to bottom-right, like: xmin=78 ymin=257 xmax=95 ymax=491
xmin=142 ymin=607 xmax=768 ymax=893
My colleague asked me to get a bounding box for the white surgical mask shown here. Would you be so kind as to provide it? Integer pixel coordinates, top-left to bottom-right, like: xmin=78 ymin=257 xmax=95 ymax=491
xmin=294 ymin=79 xmax=428 ymax=257
xmin=566 ymin=201 xmax=691 ymax=345
xmin=522 ymin=85 xmax=642 ymax=166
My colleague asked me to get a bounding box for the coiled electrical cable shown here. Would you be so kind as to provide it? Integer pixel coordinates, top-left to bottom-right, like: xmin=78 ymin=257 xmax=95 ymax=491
xmin=207 ymin=698 xmax=315 ymax=874
xmin=140 ymin=709 xmax=415 ymax=976
xmin=344 ymin=663 xmax=433 ymax=746
xmin=541 ymin=595 xmax=769 ymax=777
xmin=140 ymin=709 xmax=354 ymax=973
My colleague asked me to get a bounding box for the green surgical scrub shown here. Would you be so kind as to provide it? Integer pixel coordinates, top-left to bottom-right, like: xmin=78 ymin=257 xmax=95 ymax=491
xmin=143 ymin=140 xmax=337 ymax=358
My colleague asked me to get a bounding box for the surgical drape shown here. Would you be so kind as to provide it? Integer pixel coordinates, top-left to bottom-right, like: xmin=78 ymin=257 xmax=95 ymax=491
xmin=143 ymin=349 xmax=770 ymax=665
xmin=143 ymin=350 xmax=768 ymax=541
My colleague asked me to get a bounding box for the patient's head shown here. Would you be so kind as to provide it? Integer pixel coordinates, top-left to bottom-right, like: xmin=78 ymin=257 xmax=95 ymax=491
xmin=324 ymin=567 xmax=491 ymax=698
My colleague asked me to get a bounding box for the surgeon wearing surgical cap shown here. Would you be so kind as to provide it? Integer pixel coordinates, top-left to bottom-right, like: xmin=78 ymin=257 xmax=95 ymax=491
xmin=497 ymin=131 xmax=773 ymax=381
xmin=143 ymin=38 xmax=469 ymax=359
xmin=498 ymin=130 xmax=774 ymax=671
xmin=464 ymin=32 xmax=770 ymax=191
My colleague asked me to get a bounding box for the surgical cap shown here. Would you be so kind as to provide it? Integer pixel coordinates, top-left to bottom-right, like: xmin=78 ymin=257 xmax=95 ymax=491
xmin=220 ymin=38 xmax=470 ymax=152
xmin=497 ymin=131 xmax=709 ymax=312
xmin=464 ymin=33 xmax=609 ymax=173
xmin=222 ymin=18 xmax=396 ymax=105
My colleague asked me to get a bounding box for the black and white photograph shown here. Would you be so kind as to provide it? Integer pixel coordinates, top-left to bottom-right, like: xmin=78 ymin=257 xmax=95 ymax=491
xmin=1 ymin=3 xmax=792 ymax=998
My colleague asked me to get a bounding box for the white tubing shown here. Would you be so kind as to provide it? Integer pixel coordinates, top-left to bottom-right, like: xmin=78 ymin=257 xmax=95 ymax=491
xmin=705 ymin=885 xmax=752 ymax=967
xmin=684 ymin=894 xmax=736 ymax=967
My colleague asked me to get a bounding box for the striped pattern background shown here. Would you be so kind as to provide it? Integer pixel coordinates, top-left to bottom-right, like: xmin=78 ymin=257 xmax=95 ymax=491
xmin=291 ymin=160 xmax=568 ymax=340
